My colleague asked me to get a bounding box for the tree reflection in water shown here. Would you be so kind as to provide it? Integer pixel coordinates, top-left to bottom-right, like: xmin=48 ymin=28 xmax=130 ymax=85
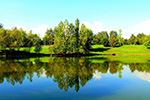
xmin=0 ymin=57 xmax=150 ymax=92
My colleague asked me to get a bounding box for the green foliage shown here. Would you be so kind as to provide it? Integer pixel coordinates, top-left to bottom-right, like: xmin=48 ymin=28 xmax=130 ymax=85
xmin=129 ymin=34 xmax=136 ymax=45
xmin=122 ymin=39 xmax=129 ymax=45
xmin=109 ymin=30 xmax=118 ymax=39
xmin=137 ymin=33 xmax=145 ymax=44
xmin=44 ymin=28 xmax=54 ymax=45
xmin=91 ymin=34 xmax=99 ymax=45
xmin=79 ymin=24 xmax=93 ymax=54
xmin=75 ymin=18 xmax=80 ymax=53
xmin=34 ymin=36 xmax=42 ymax=54
xmin=102 ymin=38 xmax=109 ymax=47
xmin=53 ymin=19 xmax=93 ymax=54
xmin=109 ymin=34 xmax=119 ymax=47
xmin=117 ymin=29 xmax=123 ymax=45
xmin=142 ymin=36 xmax=150 ymax=48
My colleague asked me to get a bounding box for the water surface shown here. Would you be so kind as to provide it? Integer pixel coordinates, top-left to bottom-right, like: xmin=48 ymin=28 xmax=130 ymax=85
xmin=0 ymin=57 xmax=150 ymax=100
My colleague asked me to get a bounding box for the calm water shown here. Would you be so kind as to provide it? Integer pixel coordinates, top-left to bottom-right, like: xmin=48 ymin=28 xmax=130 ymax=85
xmin=0 ymin=57 xmax=150 ymax=100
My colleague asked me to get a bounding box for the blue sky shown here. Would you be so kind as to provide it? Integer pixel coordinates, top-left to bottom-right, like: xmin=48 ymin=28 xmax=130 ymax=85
xmin=1 ymin=0 xmax=150 ymax=38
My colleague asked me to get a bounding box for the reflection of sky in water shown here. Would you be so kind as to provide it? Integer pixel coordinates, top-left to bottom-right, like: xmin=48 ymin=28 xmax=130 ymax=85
xmin=133 ymin=71 xmax=150 ymax=82
xmin=0 ymin=65 xmax=150 ymax=100
xmin=93 ymin=70 xmax=101 ymax=80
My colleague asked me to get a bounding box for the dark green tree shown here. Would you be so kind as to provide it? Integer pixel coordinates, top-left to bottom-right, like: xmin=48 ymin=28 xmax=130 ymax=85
xmin=129 ymin=34 xmax=136 ymax=45
xmin=34 ymin=35 xmax=42 ymax=54
xmin=109 ymin=30 xmax=118 ymax=39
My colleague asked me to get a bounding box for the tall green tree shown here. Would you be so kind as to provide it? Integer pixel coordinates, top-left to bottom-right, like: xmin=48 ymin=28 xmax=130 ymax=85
xmin=109 ymin=34 xmax=118 ymax=47
xmin=53 ymin=21 xmax=65 ymax=54
xmin=98 ymin=31 xmax=109 ymax=44
xmin=109 ymin=30 xmax=118 ymax=39
xmin=79 ymin=24 xmax=93 ymax=54
xmin=117 ymin=29 xmax=123 ymax=45
xmin=142 ymin=36 xmax=150 ymax=48
xmin=129 ymin=34 xmax=136 ymax=45
xmin=75 ymin=18 xmax=80 ymax=53
xmin=137 ymin=33 xmax=145 ymax=44
xmin=34 ymin=36 xmax=42 ymax=54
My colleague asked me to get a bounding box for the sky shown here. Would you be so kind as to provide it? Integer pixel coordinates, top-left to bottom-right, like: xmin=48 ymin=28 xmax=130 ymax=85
xmin=1 ymin=0 xmax=150 ymax=38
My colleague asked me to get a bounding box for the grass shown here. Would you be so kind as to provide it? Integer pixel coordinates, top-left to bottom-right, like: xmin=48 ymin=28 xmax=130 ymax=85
xmin=19 ymin=45 xmax=53 ymax=54
xmin=2 ymin=45 xmax=150 ymax=56
xmin=90 ymin=45 xmax=150 ymax=55
xmin=88 ymin=55 xmax=150 ymax=63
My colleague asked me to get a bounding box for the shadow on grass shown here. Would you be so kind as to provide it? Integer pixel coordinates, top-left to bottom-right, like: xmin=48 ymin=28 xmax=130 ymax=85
xmin=0 ymin=50 xmax=100 ymax=58
xmin=0 ymin=50 xmax=50 ymax=58
xmin=147 ymin=47 xmax=150 ymax=49
xmin=90 ymin=48 xmax=110 ymax=52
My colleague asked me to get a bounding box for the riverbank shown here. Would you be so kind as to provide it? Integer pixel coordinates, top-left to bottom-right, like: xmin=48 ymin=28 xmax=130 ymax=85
xmin=1 ymin=45 xmax=150 ymax=58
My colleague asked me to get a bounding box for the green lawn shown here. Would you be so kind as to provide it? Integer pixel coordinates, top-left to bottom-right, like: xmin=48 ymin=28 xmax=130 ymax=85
xmin=90 ymin=45 xmax=150 ymax=55
xmin=19 ymin=46 xmax=53 ymax=54
xmin=3 ymin=45 xmax=150 ymax=56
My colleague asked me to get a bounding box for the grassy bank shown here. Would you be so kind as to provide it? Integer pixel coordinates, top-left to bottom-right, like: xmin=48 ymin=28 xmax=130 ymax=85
xmin=2 ymin=45 xmax=150 ymax=56
xmin=90 ymin=45 xmax=150 ymax=55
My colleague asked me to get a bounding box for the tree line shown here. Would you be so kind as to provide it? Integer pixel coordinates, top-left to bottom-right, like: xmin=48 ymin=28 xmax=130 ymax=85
xmin=1 ymin=19 xmax=150 ymax=55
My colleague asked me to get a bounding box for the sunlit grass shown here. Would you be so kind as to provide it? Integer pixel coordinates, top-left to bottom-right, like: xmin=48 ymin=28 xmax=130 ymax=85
xmin=90 ymin=45 xmax=150 ymax=55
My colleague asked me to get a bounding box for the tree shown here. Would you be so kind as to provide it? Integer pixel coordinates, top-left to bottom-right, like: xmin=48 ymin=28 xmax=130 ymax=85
xmin=122 ymin=39 xmax=129 ymax=45
xmin=16 ymin=28 xmax=26 ymax=51
xmin=53 ymin=21 xmax=65 ymax=54
xmin=109 ymin=34 xmax=118 ymax=47
xmin=142 ymin=36 xmax=150 ymax=48
xmin=79 ymin=24 xmax=93 ymax=54
xmin=91 ymin=34 xmax=99 ymax=45
xmin=0 ymin=23 xmax=3 ymax=29
xmin=34 ymin=36 xmax=42 ymax=54
xmin=75 ymin=18 xmax=80 ymax=53
xmin=117 ymin=29 xmax=123 ymax=45
xmin=45 ymin=28 xmax=54 ymax=56
xmin=109 ymin=30 xmax=117 ymax=39
xmin=129 ymin=34 xmax=136 ymax=45
xmin=45 ymin=28 xmax=54 ymax=45
xmin=27 ymin=31 xmax=35 ymax=52
xmin=98 ymin=31 xmax=109 ymax=44
xmin=137 ymin=33 xmax=145 ymax=44
xmin=102 ymin=38 xmax=109 ymax=47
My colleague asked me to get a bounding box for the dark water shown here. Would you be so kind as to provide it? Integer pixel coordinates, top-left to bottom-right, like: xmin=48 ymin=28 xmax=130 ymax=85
xmin=0 ymin=57 xmax=150 ymax=100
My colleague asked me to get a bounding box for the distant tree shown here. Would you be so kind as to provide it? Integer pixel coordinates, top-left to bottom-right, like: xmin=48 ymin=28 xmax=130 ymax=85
xmin=27 ymin=31 xmax=37 ymax=52
xmin=117 ymin=29 xmax=123 ymax=45
xmin=129 ymin=34 xmax=136 ymax=45
xmin=109 ymin=30 xmax=117 ymax=39
xmin=45 ymin=28 xmax=53 ymax=45
xmin=75 ymin=18 xmax=80 ymax=53
xmin=142 ymin=36 xmax=150 ymax=48
xmin=0 ymin=23 xmax=3 ymax=29
xmin=109 ymin=34 xmax=118 ymax=47
xmin=53 ymin=21 xmax=65 ymax=54
xmin=79 ymin=24 xmax=93 ymax=54
xmin=91 ymin=34 xmax=99 ymax=45
xmin=34 ymin=36 xmax=42 ymax=54
xmin=137 ymin=33 xmax=145 ymax=39
xmin=137 ymin=33 xmax=145 ymax=44
xmin=15 ymin=28 xmax=26 ymax=51
xmin=122 ymin=39 xmax=129 ymax=45
xmin=102 ymin=38 xmax=109 ymax=47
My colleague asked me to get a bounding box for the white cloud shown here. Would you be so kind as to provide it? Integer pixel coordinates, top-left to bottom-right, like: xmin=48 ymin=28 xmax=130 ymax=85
xmin=31 ymin=24 xmax=48 ymax=38
xmin=130 ymin=19 xmax=150 ymax=36
xmin=93 ymin=70 xmax=101 ymax=80
xmin=133 ymin=71 xmax=150 ymax=82
xmin=80 ymin=21 xmax=102 ymax=33
xmin=80 ymin=21 xmax=116 ymax=34
xmin=6 ymin=24 xmax=48 ymax=38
